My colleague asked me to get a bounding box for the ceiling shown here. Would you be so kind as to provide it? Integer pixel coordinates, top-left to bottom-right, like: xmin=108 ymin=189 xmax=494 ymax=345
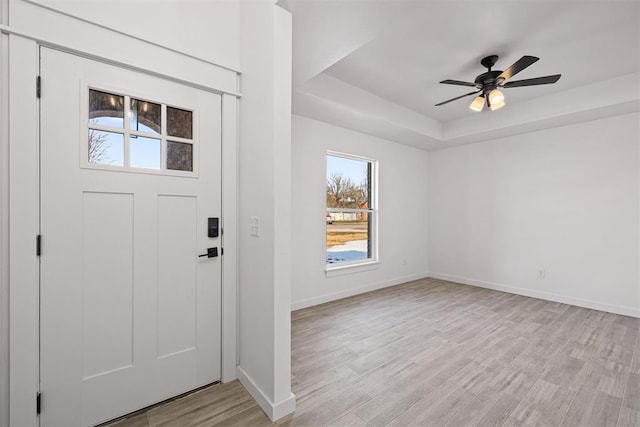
xmin=280 ymin=0 xmax=640 ymax=150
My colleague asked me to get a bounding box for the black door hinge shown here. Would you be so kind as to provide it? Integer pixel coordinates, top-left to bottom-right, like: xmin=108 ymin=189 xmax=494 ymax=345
xmin=36 ymin=76 xmax=41 ymax=99
xmin=36 ymin=235 xmax=41 ymax=256
xmin=36 ymin=392 xmax=41 ymax=415
xmin=221 ymin=248 xmax=224 ymax=256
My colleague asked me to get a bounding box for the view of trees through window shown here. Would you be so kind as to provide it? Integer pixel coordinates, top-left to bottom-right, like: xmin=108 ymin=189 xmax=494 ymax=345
xmin=326 ymin=153 xmax=375 ymax=266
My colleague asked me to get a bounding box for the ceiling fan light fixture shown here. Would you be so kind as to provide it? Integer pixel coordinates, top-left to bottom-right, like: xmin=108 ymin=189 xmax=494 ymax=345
xmin=469 ymin=95 xmax=484 ymax=112
xmin=489 ymin=89 xmax=504 ymax=104
xmin=489 ymin=89 xmax=505 ymax=111
xmin=490 ymin=98 xmax=505 ymax=111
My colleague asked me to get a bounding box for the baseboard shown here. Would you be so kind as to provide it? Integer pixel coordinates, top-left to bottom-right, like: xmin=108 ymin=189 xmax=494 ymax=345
xmin=236 ymin=366 xmax=296 ymax=421
xmin=428 ymin=272 xmax=640 ymax=318
xmin=291 ymin=272 xmax=430 ymax=311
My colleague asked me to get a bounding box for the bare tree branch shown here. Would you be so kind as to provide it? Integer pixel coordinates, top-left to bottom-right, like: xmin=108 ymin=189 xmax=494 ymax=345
xmin=326 ymin=172 xmax=368 ymax=209
xmin=88 ymin=119 xmax=112 ymax=164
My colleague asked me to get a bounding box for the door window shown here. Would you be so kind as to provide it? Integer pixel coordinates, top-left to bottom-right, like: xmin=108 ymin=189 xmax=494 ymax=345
xmin=86 ymin=88 xmax=195 ymax=174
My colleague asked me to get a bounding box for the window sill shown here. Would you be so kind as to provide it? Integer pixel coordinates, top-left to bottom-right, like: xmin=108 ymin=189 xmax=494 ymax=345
xmin=325 ymin=260 xmax=380 ymax=278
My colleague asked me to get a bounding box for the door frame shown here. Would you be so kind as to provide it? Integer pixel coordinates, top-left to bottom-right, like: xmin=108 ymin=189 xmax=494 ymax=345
xmin=8 ymin=36 xmax=240 ymax=426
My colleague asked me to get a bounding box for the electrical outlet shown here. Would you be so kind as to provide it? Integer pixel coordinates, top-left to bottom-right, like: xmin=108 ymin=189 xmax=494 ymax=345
xmin=538 ymin=269 xmax=546 ymax=279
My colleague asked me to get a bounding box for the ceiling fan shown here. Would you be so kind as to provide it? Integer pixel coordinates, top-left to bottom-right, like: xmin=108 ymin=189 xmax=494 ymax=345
xmin=435 ymin=55 xmax=561 ymax=112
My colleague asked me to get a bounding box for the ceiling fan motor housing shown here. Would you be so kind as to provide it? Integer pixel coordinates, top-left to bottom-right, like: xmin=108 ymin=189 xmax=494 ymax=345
xmin=474 ymin=70 xmax=504 ymax=89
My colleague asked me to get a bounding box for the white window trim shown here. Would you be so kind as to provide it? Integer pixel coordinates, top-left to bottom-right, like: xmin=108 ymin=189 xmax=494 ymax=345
xmin=326 ymin=260 xmax=380 ymax=278
xmin=325 ymin=150 xmax=378 ymax=273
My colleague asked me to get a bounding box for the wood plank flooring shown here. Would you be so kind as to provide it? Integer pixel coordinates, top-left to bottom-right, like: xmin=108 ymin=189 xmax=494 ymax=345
xmin=110 ymin=278 xmax=640 ymax=426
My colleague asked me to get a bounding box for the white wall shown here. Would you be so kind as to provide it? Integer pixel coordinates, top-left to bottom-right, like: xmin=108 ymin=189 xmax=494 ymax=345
xmin=11 ymin=0 xmax=241 ymax=71
xmin=428 ymin=113 xmax=640 ymax=317
xmin=237 ymin=2 xmax=294 ymax=420
xmin=291 ymin=115 xmax=430 ymax=309
xmin=0 ymin=21 xmax=9 ymax=427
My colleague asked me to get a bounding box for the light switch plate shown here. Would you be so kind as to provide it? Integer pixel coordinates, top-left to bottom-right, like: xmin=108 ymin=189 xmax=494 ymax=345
xmin=250 ymin=216 xmax=260 ymax=236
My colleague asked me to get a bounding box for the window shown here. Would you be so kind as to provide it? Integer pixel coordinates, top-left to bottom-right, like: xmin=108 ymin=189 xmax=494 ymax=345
xmin=326 ymin=152 xmax=377 ymax=268
xmin=86 ymin=88 xmax=196 ymax=174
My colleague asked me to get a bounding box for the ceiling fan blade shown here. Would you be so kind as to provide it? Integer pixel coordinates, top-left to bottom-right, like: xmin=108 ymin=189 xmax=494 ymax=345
xmin=497 ymin=55 xmax=539 ymax=81
xmin=440 ymin=79 xmax=478 ymax=87
xmin=435 ymin=90 xmax=480 ymax=106
xmin=503 ymin=74 xmax=561 ymax=88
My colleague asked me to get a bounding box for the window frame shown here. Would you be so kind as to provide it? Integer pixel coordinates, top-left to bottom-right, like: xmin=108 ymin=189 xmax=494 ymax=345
xmin=325 ymin=151 xmax=379 ymax=272
xmin=80 ymin=82 xmax=200 ymax=178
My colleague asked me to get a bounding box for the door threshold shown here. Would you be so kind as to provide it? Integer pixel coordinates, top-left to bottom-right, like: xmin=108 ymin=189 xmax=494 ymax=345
xmin=98 ymin=381 xmax=221 ymax=427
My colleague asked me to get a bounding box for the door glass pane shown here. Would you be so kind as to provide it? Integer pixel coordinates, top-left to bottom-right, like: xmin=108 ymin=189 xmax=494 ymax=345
xmin=130 ymin=136 xmax=160 ymax=169
xmin=326 ymin=211 xmax=370 ymax=264
xmin=167 ymin=141 xmax=193 ymax=171
xmin=89 ymin=89 xmax=124 ymax=128
xmin=130 ymin=99 xmax=161 ymax=135
xmin=167 ymin=107 xmax=193 ymax=139
xmin=88 ymin=130 xmax=124 ymax=166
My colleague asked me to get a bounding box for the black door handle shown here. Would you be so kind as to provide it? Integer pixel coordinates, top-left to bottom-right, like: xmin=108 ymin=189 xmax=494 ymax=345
xmin=198 ymin=247 xmax=218 ymax=258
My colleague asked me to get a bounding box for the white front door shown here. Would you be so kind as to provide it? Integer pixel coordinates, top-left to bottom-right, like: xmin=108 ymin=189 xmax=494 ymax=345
xmin=39 ymin=47 xmax=222 ymax=426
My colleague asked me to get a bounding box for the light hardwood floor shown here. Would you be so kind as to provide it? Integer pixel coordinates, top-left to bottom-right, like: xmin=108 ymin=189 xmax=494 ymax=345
xmin=111 ymin=278 xmax=640 ymax=426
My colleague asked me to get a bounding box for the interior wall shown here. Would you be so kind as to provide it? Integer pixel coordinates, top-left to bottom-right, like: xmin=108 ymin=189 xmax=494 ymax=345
xmin=272 ymin=5 xmax=294 ymax=412
xmin=428 ymin=113 xmax=640 ymax=317
xmin=10 ymin=0 xmax=240 ymax=70
xmin=7 ymin=0 xmax=238 ymax=92
xmin=291 ymin=115 xmax=430 ymax=309
xmin=237 ymin=2 xmax=294 ymax=420
xmin=0 ymin=28 xmax=9 ymax=427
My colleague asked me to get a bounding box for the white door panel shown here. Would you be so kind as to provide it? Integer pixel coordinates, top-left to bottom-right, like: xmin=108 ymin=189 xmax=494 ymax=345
xmin=39 ymin=47 xmax=222 ymax=426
